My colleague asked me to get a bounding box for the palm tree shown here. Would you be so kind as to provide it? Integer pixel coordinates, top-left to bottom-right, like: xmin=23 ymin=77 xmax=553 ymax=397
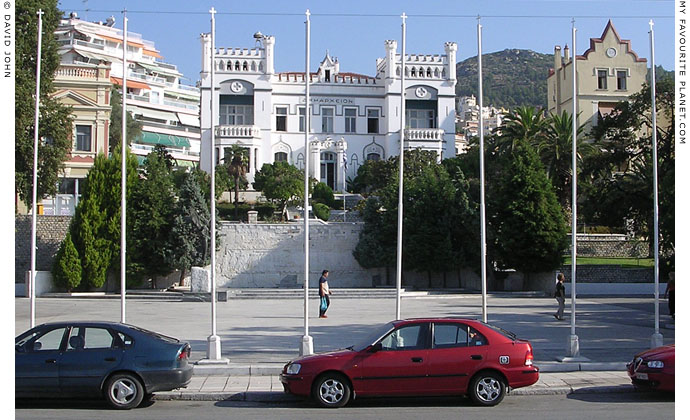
xmin=223 ymin=145 xmax=249 ymax=219
xmin=538 ymin=111 xmax=596 ymax=207
xmin=494 ymin=106 xmax=546 ymax=154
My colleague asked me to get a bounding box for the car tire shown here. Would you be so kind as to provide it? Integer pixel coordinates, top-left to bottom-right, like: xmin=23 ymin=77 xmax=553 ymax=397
xmin=104 ymin=373 xmax=144 ymax=410
xmin=313 ymin=373 xmax=351 ymax=408
xmin=469 ymin=371 xmax=506 ymax=406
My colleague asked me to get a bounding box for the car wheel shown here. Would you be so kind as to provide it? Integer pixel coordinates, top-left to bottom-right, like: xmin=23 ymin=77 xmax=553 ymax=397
xmin=313 ymin=373 xmax=351 ymax=408
xmin=469 ymin=372 xmax=506 ymax=406
xmin=104 ymin=373 xmax=144 ymax=410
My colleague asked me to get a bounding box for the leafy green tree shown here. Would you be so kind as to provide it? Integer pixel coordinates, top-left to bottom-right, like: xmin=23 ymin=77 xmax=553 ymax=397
xmin=253 ymin=161 xmax=306 ymax=220
xmin=51 ymin=232 xmax=81 ymax=291
xmin=492 ymin=140 xmax=569 ymax=277
xmin=129 ymin=148 xmax=177 ymax=286
xmin=16 ymin=0 xmax=74 ymax=208
xmin=538 ymin=111 xmax=595 ymax=207
xmin=68 ymin=148 xmax=138 ymax=288
xmin=109 ymin=87 xmax=143 ymax=152
xmin=313 ymin=182 xmax=335 ymax=208
xmin=494 ymin=106 xmax=546 ymax=154
xmin=313 ymin=202 xmax=331 ymax=221
xmin=352 ymin=197 xmax=397 ymax=280
xmin=222 ymin=145 xmax=249 ymax=218
xmin=351 ymin=158 xmax=395 ymax=194
xmin=587 ymin=77 xmax=674 ymax=273
xmin=165 ymin=173 xmax=211 ymax=285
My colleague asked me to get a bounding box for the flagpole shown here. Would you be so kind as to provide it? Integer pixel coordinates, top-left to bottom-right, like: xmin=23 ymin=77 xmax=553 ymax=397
xmin=30 ymin=9 xmax=44 ymax=329
xmin=567 ymin=18 xmax=581 ymax=359
xmin=477 ymin=16 xmax=487 ymax=324
xmin=300 ymin=9 xmax=314 ymax=356
xmin=649 ymin=19 xmax=663 ymax=348
xmin=206 ymin=6 xmax=222 ymax=360
xmin=120 ymin=9 xmax=127 ymax=324
xmin=395 ymin=12 xmax=407 ymax=321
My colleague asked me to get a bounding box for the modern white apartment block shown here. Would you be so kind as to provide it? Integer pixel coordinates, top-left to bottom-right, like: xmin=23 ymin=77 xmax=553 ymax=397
xmin=199 ymin=33 xmax=458 ymax=191
xmin=45 ymin=13 xmax=201 ymax=215
xmin=547 ymin=20 xmax=648 ymax=130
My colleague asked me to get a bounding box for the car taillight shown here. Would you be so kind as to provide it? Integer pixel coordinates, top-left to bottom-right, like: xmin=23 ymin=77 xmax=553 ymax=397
xmin=525 ymin=345 xmax=534 ymax=366
xmin=178 ymin=346 xmax=190 ymax=361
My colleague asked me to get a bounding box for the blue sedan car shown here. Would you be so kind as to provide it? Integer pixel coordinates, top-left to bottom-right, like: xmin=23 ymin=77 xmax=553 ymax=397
xmin=15 ymin=321 xmax=193 ymax=409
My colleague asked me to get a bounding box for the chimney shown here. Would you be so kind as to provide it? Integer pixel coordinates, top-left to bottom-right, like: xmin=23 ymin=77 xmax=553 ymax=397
xmin=554 ymin=45 xmax=562 ymax=71
xmin=564 ymin=44 xmax=570 ymax=63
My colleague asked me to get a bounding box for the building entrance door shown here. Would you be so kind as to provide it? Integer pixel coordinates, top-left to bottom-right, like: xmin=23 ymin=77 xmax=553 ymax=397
xmin=320 ymin=152 xmax=335 ymax=190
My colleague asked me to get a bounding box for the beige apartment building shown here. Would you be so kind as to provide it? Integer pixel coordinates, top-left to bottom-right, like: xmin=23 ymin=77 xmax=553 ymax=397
xmin=547 ymin=20 xmax=648 ymax=131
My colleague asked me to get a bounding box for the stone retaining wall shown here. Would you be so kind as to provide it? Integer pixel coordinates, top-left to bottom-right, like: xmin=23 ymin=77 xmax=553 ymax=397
xmin=15 ymin=215 xmax=72 ymax=284
xmin=559 ymin=265 xmax=653 ymax=283
xmin=566 ymin=234 xmax=649 ymax=258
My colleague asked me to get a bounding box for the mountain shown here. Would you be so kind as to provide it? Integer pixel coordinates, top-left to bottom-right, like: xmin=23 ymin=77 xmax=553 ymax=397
xmin=455 ymin=49 xmax=552 ymax=110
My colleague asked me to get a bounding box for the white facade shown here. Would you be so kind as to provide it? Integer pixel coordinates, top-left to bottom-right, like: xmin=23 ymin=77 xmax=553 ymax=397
xmin=200 ymin=34 xmax=457 ymax=191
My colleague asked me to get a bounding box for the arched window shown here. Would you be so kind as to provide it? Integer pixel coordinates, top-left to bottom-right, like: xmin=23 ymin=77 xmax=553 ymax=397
xmin=427 ymin=67 xmax=432 ymax=78
xmin=411 ymin=67 xmax=416 ymax=77
xmin=235 ymin=61 xmax=240 ymax=71
xmin=274 ymin=152 xmax=288 ymax=162
xmin=350 ymin=153 xmax=359 ymax=174
xmin=243 ymin=61 xmax=248 ymax=71
xmin=366 ymin=152 xmax=381 ymax=161
xmin=296 ymin=153 xmax=305 ymax=170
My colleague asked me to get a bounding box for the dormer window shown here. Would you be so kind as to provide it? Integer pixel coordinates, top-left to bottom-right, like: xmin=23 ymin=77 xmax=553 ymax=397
xmin=325 ymin=70 xmax=331 ymax=82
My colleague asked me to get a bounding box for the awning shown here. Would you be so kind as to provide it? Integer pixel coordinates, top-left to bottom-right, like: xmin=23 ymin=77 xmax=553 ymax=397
xmin=136 ymin=108 xmax=177 ymax=122
xmin=110 ymin=76 xmax=150 ymax=90
xmin=598 ymin=102 xmax=618 ymax=117
xmin=177 ymin=112 xmax=200 ymax=127
xmin=138 ymin=61 xmax=180 ymax=77
xmin=136 ymin=131 xmax=191 ymax=148
xmin=143 ymin=49 xmax=163 ymax=59
xmin=96 ymin=34 xmax=144 ymax=48
xmin=74 ymin=49 xmax=120 ymax=64
xmin=175 ymin=160 xmax=197 ymax=168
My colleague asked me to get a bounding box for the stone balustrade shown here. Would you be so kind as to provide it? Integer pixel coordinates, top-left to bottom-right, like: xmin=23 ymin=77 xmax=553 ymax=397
xmin=405 ymin=128 xmax=445 ymax=141
xmin=215 ymin=125 xmax=261 ymax=139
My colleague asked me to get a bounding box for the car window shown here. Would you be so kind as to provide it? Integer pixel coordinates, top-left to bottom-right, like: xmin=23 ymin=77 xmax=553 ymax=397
xmin=433 ymin=324 xmax=469 ymax=348
xmin=31 ymin=328 xmax=66 ymax=352
xmin=67 ymin=327 xmax=116 ymax=350
xmin=117 ymin=332 xmax=134 ymax=348
xmin=380 ymin=325 xmax=423 ymax=351
xmin=468 ymin=328 xmax=488 ymax=347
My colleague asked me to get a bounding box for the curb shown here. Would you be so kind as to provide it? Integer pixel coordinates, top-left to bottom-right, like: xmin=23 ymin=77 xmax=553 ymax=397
xmin=191 ymin=362 xmax=629 ymax=376
xmin=153 ymin=384 xmax=637 ymax=403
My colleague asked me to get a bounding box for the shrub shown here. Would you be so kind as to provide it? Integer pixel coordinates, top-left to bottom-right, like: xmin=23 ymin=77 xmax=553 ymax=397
xmin=52 ymin=233 xmax=82 ymax=291
xmin=313 ymin=202 xmax=331 ymax=221
xmin=313 ymin=182 xmax=335 ymax=208
xmin=217 ymin=202 xmax=277 ymax=221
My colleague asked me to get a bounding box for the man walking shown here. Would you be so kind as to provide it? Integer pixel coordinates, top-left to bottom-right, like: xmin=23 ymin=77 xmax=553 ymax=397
xmin=319 ymin=270 xmax=332 ymax=318
xmin=554 ymin=273 xmax=565 ymax=320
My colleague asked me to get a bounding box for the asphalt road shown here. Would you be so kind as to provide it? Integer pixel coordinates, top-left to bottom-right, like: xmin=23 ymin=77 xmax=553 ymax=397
xmin=15 ymin=392 xmax=675 ymax=420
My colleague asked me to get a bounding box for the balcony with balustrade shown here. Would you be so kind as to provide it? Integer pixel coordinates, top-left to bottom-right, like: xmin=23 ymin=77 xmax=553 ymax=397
xmin=215 ymin=125 xmax=262 ymax=140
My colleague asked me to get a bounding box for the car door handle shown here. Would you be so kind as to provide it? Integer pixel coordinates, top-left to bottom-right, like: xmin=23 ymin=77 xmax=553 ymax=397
xmin=104 ymin=357 xmax=116 ymax=362
xmin=45 ymin=359 xmax=57 ymax=364
xmin=411 ymin=357 xmax=424 ymax=363
xmin=471 ymin=355 xmax=482 ymax=360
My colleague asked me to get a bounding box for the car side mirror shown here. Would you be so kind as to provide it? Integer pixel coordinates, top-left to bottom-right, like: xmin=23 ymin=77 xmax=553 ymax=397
xmin=33 ymin=342 xmax=42 ymax=351
xmin=15 ymin=344 xmax=25 ymax=353
xmin=368 ymin=342 xmax=383 ymax=353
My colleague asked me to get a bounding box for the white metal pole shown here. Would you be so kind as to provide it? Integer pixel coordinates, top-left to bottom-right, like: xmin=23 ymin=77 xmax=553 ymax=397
xmin=120 ymin=10 xmax=127 ymax=324
xmin=477 ymin=17 xmax=487 ymax=324
xmin=207 ymin=6 xmax=222 ymax=360
xmin=395 ymin=12 xmax=407 ymax=321
xmin=649 ymin=20 xmax=663 ymax=348
xmin=30 ymin=9 xmax=44 ymax=329
xmin=568 ymin=19 xmax=580 ymax=358
xmin=300 ymin=9 xmax=314 ymax=356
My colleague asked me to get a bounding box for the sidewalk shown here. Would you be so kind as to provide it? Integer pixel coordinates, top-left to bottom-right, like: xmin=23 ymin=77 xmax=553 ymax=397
xmin=153 ymin=370 xmax=636 ymax=402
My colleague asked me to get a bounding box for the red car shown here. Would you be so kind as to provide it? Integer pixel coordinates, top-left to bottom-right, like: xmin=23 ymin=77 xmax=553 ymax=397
xmin=627 ymin=344 xmax=675 ymax=392
xmin=280 ymin=318 xmax=539 ymax=407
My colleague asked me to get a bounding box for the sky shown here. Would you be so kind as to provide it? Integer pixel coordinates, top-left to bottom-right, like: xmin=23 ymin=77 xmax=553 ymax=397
xmin=55 ymin=0 xmax=675 ymax=86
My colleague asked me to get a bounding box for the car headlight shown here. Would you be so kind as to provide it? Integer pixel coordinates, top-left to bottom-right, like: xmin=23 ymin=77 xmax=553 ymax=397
xmin=647 ymin=360 xmax=664 ymax=369
xmin=286 ymin=363 xmax=302 ymax=374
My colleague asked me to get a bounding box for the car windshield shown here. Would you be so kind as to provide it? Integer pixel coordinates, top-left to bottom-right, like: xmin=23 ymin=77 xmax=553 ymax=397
xmin=351 ymin=322 xmax=395 ymax=352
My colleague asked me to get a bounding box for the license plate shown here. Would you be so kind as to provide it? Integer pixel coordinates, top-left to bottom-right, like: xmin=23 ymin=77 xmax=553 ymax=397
xmin=636 ymin=373 xmax=648 ymax=380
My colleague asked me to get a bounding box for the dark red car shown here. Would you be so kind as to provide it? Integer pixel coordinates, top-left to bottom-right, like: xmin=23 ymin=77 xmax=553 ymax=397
xmin=627 ymin=344 xmax=675 ymax=392
xmin=280 ymin=318 xmax=539 ymax=407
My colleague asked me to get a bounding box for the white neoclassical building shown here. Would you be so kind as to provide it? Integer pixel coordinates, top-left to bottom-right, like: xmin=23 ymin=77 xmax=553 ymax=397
xmin=199 ymin=33 xmax=457 ymax=191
